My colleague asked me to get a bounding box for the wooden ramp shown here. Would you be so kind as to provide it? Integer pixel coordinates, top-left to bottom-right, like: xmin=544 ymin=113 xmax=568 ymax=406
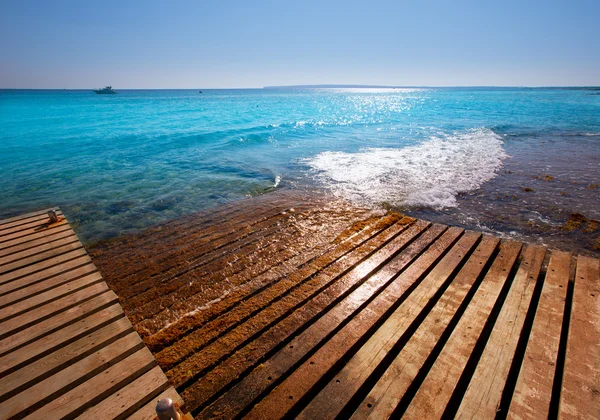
xmin=0 ymin=209 xmax=184 ymax=420
xmin=89 ymin=200 xmax=600 ymax=420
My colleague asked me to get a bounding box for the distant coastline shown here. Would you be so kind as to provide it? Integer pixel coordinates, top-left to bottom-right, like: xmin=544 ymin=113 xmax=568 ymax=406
xmin=263 ymin=84 xmax=600 ymax=90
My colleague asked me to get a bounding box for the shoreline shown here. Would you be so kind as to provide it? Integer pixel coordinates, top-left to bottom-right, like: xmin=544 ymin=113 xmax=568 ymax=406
xmin=87 ymin=181 xmax=600 ymax=258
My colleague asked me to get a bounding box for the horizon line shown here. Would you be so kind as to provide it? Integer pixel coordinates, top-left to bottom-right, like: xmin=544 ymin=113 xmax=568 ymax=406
xmin=2 ymin=84 xmax=600 ymax=90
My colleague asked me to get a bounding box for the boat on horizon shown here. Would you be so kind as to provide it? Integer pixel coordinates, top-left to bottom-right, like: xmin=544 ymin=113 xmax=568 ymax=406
xmin=94 ymin=86 xmax=117 ymax=94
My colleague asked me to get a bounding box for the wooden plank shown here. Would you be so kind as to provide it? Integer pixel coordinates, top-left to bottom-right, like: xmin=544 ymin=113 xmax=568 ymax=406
xmin=399 ymin=240 xmax=522 ymax=419
xmin=162 ymin=218 xmax=419 ymax=379
xmin=0 ymin=254 xmax=92 ymax=295
xmin=176 ymin=220 xmax=430 ymax=414
xmin=456 ymin=244 xmax=546 ymax=418
xmin=507 ymin=250 xmax=571 ymax=420
xmin=0 ymin=262 xmax=97 ymax=308
xmin=0 ymin=247 xmax=88 ymax=286
xmin=246 ymin=229 xmax=483 ymax=420
xmin=0 ymin=332 xmax=144 ymax=419
xmin=0 ymin=294 xmax=120 ymax=364
xmin=147 ymin=214 xmax=404 ymax=354
xmin=0 ymin=271 xmax=103 ymax=321
xmin=559 ymin=255 xmax=600 ymax=420
xmin=0 ymin=316 xmax=133 ymax=400
xmin=0 ymin=208 xmax=59 ymax=229
xmin=22 ymin=347 xmax=156 ymax=420
xmin=0 ymin=217 xmax=67 ymax=243
xmin=0 ymin=224 xmax=73 ymax=257
xmin=0 ymin=281 xmax=109 ymax=338
xmin=75 ymin=366 xmax=169 ymax=420
xmin=291 ymin=229 xmax=475 ymax=420
xmin=349 ymin=235 xmax=500 ymax=419
xmin=0 ymin=231 xmax=77 ymax=264
xmin=0 ymin=239 xmax=83 ymax=275
xmin=128 ymin=386 xmax=184 ymax=420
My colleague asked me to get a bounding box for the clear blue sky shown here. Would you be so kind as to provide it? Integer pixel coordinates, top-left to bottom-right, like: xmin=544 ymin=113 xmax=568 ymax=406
xmin=1 ymin=0 xmax=599 ymax=88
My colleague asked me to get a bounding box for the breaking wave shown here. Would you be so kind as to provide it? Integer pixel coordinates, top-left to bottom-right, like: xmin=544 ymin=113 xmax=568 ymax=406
xmin=303 ymin=128 xmax=509 ymax=209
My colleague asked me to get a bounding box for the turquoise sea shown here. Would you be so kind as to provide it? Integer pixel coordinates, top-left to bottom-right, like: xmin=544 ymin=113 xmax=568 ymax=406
xmin=1 ymin=88 xmax=599 ymax=251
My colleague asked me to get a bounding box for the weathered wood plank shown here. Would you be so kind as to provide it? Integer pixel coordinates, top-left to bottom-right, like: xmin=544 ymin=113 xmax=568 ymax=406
xmin=291 ymin=228 xmax=474 ymax=420
xmin=0 ymin=333 xmax=144 ymax=419
xmin=0 ymin=247 xmax=88 ymax=286
xmin=0 ymin=209 xmax=185 ymax=420
xmin=247 ymin=228 xmax=481 ymax=420
xmin=559 ymin=255 xmax=600 ymax=420
xmin=0 ymin=224 xmax=73 ymax=258
xmin=349 ymin=235 xmax=500 ymax=419
xmin=0 ymin=271 xmax=103 ymax=321
xmin=399 ymin=240 xmax=522 ymax=419
xmin=22 ymin=347 xmax=156 ymax=420
xmin=0 ymin=317 xmax=133 ymax=400
xmin=0 ymin=281 xmax=109 ymax=338
xmin=507 ymin=250 xmax=571 ymax=420
xmin=159 ymin=217 xmax=415 ymax=374
xmin=0 ymin=217 xmax=67 ymax=244
xmin=146 ymin=214 xmax=397 ymax=354
xmin=198 ymin=220 xmax=439 ymax=417
xmin=455 ymin=244 xmax=546 ymax=418
xmin=175 ymin=220 xmax=430 ymax=413
xmin=0 ymin=295 xmax=121 ymax=367
xmin=0 ymin=232 xmax=78 ymax=265
xmin=0 ymin=262 xmax=97 ymax=308
xmin=0 ymin=239 xmax=83 ymax=276
xmin=127 ymin=386 xmax=184 ymax=420
xmin=0 ymin=208 xmax=59 ymax=228
xmin=76 ymin=365 xmax=169 ymax=420
xmin=0 ymin=254 xmax=92 ymax=295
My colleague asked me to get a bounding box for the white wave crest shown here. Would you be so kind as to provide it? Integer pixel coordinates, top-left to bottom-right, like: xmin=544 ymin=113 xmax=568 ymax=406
xmin=303 ymin=128 xmax=509 ymax=209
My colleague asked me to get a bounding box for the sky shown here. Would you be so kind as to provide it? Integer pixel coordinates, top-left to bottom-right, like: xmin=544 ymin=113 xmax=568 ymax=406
xmin=1 ymin=0 xmax=599 ymax=88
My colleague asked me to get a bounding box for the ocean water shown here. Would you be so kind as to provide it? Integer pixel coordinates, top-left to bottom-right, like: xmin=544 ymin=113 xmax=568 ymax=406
xmin=1 ymin=87 xmax=599 ymax=251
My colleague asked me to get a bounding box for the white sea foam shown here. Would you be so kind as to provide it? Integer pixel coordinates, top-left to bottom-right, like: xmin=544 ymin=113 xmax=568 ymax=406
xmin=303 ymin=128 xmax=509 ymax=209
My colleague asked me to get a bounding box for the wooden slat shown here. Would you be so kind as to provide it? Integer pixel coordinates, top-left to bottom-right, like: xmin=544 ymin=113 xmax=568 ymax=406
xmin=128 ymin=386 xmax=183 ymax=420
xmin=0 ymin=231 xmax=77 ymax=265
xmin=76 ymin=366 xmax=169 ymax=419
xmin=202 ymin=222 xmax=444 ymax=419
xmin=507 ymin=250 xmax=571 ymax=419
xmin=0 ymin=295 xmax=121 ymax=367
xmin=0 ymin=239 xmax=83 ymax=275
xmin=350 ymin=235 xmax=500 ymax=419
xmin=0 ymin=317 xmax=133 ymax=400
xmin=166 ymin=218 xmax=420 ymax=392
xmin=0 ymin=262 xmax=97 ymax=308
xmin=0 ymin=217 xmax=67 ymax=244
xmin=456 ymin=244 xmax=546 ymax=418
xmin=0 ymin=208 xmax=59 ymax=228
xmin=0 ymin=281 xmax=109 ymax=338
xmin=559 ymin=255 xmax=600 ymax=420
xmin=0 ymin=271 xmax=103 ymax=321
xmin=293 ymin=229 xmax=474 ymax=420
xmin=400 ymin=240 xmax=522 ymax=419
xmin=0 ymin=209 xmax=185 ymax=420
xmin=0 ymin=332 xmax=144 ymax=419
xmin=0 ymin=254 xmax=92 ymax=295
xmin=0 ymin=224 xmax=73 ymax=257
xmin=0 ymin=247 xmax=88 ymax=285
xmin=22 ymin=347 xmax=156 ymax=420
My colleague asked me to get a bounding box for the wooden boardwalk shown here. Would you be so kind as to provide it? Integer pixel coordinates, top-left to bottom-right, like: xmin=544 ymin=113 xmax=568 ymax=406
xmin=0 ymin=209 xmax=185 ymax=420
xmin=90 ymin=196 xmax=600 ymax=420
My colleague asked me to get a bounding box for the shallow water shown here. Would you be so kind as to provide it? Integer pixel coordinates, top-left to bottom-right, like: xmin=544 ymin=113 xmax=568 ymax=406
xmin=1 ymin=87 xmax=599 ymax=252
